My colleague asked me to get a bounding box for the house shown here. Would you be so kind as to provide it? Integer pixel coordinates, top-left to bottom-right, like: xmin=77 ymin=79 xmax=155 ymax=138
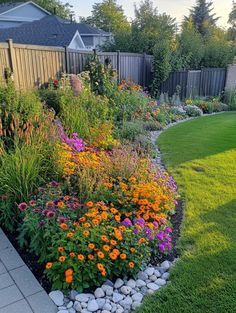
xmin=0 ymin=1 xmax=111 ymax=50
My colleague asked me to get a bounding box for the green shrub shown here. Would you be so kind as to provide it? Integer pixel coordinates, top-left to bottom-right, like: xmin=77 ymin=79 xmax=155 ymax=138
xmin=185 ymin=105 xmax=203 ymax=117
xmin=225 ymin=89 xmax=236 ymax=110
xmin=117 ymin=120 xmax=146 ymax=141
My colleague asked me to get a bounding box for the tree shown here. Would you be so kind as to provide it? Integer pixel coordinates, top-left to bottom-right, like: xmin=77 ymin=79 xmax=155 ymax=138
xmin=131 ymin=0 xmax=176 ymax=54
xmin=80 ymin=0 xmax=130 ymax=33
xmin=188 ymin=0 xmax=219 ymax=36
xmin=229 ymin=1 xmax=236 ymax=27
xmin=0 ymin=0 xmax=73 ymax=19
xmin=80 ymin=0 xmax=131 ymax=51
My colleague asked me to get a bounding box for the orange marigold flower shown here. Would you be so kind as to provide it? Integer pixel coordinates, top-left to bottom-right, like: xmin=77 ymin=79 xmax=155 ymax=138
xmin=103 ymin=245 xmax=110 ymax=252
xmin=110 ymin=208 xmax=118 ymax=214
xmin=79 ymin=217 xmax=86 ymax=222
xmin=120 ymin=253 xmax=127 ymax=260
xmin=92 ymin=219 xmax=99 ymax=225
xmin=59 ymin=256 xmax=66 ymax=262
xmin=65 ymin=268 xmax=73 ymax=276
xmin=114 ymin=215 xmax=121 ymax=222
xmin=86 ymin=201 xmax=94 ymax=207
xmin=101 ymin=235 xmax=108 ymax=242
xmin=110 ymin=240 xmax=117 ymax=246
xmin=88 ymin=254 xmax=94 ymax=260
xmin=70 ymin=252 xmax=75 ymax=258
xmin=97 ymin=263 xmax=104 ymax=271
xmin=67 ymin=232 xmax=74 ymax=238
xmin=113 ymin=249 xmax=120 ymax=255
xmin=60 ymin=223 xmax=68 ymax=230
xmin=65 ymin=275 xmax=73 ymax=284
xmin=97 ymin=251 xmax=105 ymax=259
xmin=46 ymin=262 xmax=53 ymax=269
xmin=58 ymin=201 xmax=65 ymax=209
xmin=83 ymin=230 xmax=90 ymax=236
xmin=58 ymin=246 xmax=64 ymax=252
xmin=88 ymin=243 xmax=95 ymax=250
xmin=139 ymin=238 xmax=146 ymax=243
xmin=129 ymin=262 xmax=135 ymax=268
xmin=101 ymin=270 xmax=107 ymax=276
xmin=77 ymin=254 xmax=85 ymax=261
xmin=109 ymin=253 xmax=117 ymax=260
xmin=130 ymin=247 xmax=136 ymax=253
xmin=83 ymin=223 xmax=91 ymax=228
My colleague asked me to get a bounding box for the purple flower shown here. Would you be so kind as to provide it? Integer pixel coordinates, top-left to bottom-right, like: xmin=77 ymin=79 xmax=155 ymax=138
xmin=156 ymin=231 xmax=165 ymax=241
xmin=158 ymin=243 xmax=166 ymax=252
xmin=57 ymin=216 xmax=67 ymax=223
xmin=38 ymin=221 xmax=46 ymax=227
xmin=18 ymin=202 xmax=28 ymax=212
xmin=121 ymin=218 xmax=133 ymax=227
xmin=153 ymin=221 xmax=158 ymax=227
xmin=165 ymin=227 xmax=172 ymax=233
xmin=133 ymin=229 xmax=139 ymax=234
xmin=46 ymin=210 xmax=56 ymax=218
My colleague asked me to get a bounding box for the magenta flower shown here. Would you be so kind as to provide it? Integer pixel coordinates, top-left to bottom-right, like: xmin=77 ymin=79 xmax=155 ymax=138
xmin=156 ymin=231 xmax=165 ymax=241
xmin=18 ymin=202 xmax=28 ymax=212
xmin=121 ymin=218 xmax=133 ymax=227
xmin=46 ymin=211 xmax=56 ymax=218
xmin=57 ymin=216 xmax=67 ymax=223
xmin=158 ymin=243 xmax=166 ymax=252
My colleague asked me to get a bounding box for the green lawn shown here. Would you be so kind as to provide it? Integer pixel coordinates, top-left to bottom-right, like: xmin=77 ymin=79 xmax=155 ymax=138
xmin=137 ymin=112 xmax=236 ymax=313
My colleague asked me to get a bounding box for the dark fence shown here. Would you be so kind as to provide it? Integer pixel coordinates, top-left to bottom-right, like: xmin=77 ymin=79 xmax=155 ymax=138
xmin=160 ymin=68 xmax=227 ymax=99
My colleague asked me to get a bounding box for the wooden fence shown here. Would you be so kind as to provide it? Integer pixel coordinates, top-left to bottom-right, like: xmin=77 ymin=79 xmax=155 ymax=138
xmin=0 ymin=40 xmax=153 ymax=89
xmin=160 ymin=68 xmax=227 ymax=99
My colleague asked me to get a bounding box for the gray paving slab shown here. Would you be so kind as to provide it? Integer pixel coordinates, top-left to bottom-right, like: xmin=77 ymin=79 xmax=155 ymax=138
xmin=0 ymin=246 xmax=24 ymax=271
xmin=0 ymin=299 xmax=33 ymax=313
xmin=10 ymin=265 xmax=43 ymax=297
xmin=0 ymin=229 xmax=13 ymax=251
xmin=27 ymin=290 xmax=58 ymax=313
xmin=0 ymin=284 xmax=23 ymax=308
xmin=0 ymin=262 xmax=6 ymax=275
xmin=0 ymin=272 xmax=14 ymax=290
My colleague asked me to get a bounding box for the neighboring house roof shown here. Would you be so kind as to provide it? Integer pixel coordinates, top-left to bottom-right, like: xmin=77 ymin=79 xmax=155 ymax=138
xmin=0 ymin=1 xmax=51 ymax=16
xmin=0 ymin=15 xmax=111 ymax=47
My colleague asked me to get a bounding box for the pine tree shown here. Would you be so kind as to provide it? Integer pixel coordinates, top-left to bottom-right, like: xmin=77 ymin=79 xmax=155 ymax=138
xmin=229 ymin=1 xmax=236 ymax=27
xmin=189 ymin=0 xmax=219 ymax=36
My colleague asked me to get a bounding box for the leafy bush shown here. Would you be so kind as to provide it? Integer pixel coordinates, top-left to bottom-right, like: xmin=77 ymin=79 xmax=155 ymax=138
xmin=185 ymin=105 xmax=203 ymax=117
xmin=117 ymin=120 xmax=146 ymax=141
xmin=225 ymin=89 xmax=236 ymax=111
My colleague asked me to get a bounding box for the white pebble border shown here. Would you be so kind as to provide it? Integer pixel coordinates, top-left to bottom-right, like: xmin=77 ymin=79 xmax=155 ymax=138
xmin=50 ymin=112 xmax=226 ymax=313
xmin=50 ymin=260 xmax=178 ymax=313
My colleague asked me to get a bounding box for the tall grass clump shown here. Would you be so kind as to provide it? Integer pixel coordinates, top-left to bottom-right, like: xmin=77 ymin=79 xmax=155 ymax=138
xmin=225 ymin=88 xmax=236 ymax=110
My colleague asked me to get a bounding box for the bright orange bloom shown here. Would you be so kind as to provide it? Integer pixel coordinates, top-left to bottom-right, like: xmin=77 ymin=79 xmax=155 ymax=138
xmin=70 ymin=252 xmax=75 ymax=258
xmin=113 ymin=249 xmax=120 ymax=255
xmin=110 ymin=208 xmax=118 ymax=214
xmin=88 ymin=254 xmax=94 ymax=260
xmin=58 ymin=246 xmax=64 ymax=252
xmin=65 ymin=275 xmax=73 ymax=283
xmin=139 ymin=238 xmax=146 ymax=243
xmin=67 ymin=232 xmax=74 ymax=238
xmin=120 ymin=253 xmax=127 ymax=260
xmin=110 ymin=240 xmax=117 ymax=246
xmin=57 ymin=201 xmax=65 ymax=209
xmin=97 ymin=263 xmax=104 ymax=271
xmin=46 ymin=262 xmax=53 ymax=269
xmin=114 ymin=215 xmax=121 ymax=222
xmin=77 ymin=254 xmax=85 ymax=261
xmin=60 ymin=223 xmax=68 ymax=230
xmin=79 ymin=217 xmax=86 ymax=222
xmin=109 ymin=253 xmax=117 ymax=260
xmin=130 ymin=248 xmax=136 ymax=253
xmin=92 ymin=219 xmax=99 ymax=225
xmin=101 ymin=235 xmax=108 ymax=242
xmin=83 ymin=223 xmax=91 ymax=228
xmin=101 ymin=270 xmax=107 ymax=276
xmin=86 ymin=201 xmax=94 ymax=207
xmin=83 ymin=230 xmax=90 ymax=236
xmin=97 ymin=251 xmax=105 ymax=259
xmin=59 ymin=256 xmax=66 ymax=262
xmin=129 ymin=262 xmax=135 ymax=268
xmin=88 ymin=243 xmax=95 ymax=249
xmin=103 ymin=245 xmax=110 ymax=252
xmin=65 ymin=268 xmax=73 ymax=276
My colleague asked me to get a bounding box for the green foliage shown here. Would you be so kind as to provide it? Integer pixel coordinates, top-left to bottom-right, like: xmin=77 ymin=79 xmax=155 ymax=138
xmin=225 ymin=88 xmax=236 ymax=110
xmin=151 ymin=40 xmax=172 ymax=96
xmin=184 ymin=105 xmax=203 ymax=116
xmin=116 ymin=120 xmax=146 ymax=141
xmin=85 ymin=54 xmax=117 ymax=96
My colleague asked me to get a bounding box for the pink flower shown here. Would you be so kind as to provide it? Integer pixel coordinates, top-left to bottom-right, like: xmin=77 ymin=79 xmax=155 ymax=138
xmin=18 ymin=202 xmax=28 ymax=212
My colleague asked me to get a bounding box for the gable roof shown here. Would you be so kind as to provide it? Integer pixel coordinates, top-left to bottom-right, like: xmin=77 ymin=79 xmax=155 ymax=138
xmin=0 ymin=1 xmax=51 ymax=16
xmin=0 ymin=15 xmax=111 ymax=47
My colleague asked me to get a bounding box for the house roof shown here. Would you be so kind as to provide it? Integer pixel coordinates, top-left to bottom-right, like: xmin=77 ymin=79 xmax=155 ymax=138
xmin=0 ymin=15 xmax=111 ymax=47
xmin=0 ymin=1 xmax=51 ymax=16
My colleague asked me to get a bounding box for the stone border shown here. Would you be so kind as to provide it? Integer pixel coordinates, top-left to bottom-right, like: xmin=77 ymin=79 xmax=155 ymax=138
xmin=0 ymin=228 xmax=57 ymax=313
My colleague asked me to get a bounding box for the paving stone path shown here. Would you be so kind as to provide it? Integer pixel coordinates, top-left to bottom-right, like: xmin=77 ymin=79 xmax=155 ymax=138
xmin=0 ymin=228 xmax=57 ymax=313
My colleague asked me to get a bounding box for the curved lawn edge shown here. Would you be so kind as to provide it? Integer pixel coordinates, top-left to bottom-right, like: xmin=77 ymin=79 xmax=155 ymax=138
xmin=136 ymin=112 xmax=236 ymax=313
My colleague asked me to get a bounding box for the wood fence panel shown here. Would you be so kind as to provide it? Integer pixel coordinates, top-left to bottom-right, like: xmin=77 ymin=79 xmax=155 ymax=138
xmin=0 ymin=44 xmax=10 ymax=81
xmin=200 ymin=68 xmax=226 ymax=97
xmin=160 ymin=71 xmax=188 ymax=99
xmin=186 ymin=70 xmax=201 ymax=98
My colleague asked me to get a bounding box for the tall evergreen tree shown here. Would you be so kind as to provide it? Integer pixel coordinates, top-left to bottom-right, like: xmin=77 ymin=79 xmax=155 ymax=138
xmin=189 ymin=0 xmax=219 ymax=36
xmin=229 ymin=1 xmax=236 ymax=27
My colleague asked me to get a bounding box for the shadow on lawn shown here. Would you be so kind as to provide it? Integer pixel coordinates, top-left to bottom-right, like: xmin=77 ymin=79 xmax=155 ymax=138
xmin=158 ymin=113 xmax=236 ymax=167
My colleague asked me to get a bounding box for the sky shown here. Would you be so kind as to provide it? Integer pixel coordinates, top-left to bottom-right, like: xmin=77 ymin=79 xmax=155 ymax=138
xmin=66 ymin=0 xmax=232 ymax=28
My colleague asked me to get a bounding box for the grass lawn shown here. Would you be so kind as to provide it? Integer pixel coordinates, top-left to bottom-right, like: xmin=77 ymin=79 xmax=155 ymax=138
xmin=137 ymin=112 xmax=236 ymax=313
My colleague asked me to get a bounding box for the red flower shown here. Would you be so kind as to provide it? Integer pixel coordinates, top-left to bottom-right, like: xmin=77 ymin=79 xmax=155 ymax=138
xmin=53 ymin=79 xmax=59 ymax=85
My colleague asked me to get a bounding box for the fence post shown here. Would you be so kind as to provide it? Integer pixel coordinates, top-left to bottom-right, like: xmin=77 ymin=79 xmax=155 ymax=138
xmin=93 ymin=49 xmax=97 ymax=56
xmin=142 ymin=53 xmax=147 ymax=87
xmin=64 ymin=46 xmax=69 ymax=73
xmin=7 ymin=39 xmax=15 ymax=74
xmin=116 ymin=50 xmax=120 ymax=84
